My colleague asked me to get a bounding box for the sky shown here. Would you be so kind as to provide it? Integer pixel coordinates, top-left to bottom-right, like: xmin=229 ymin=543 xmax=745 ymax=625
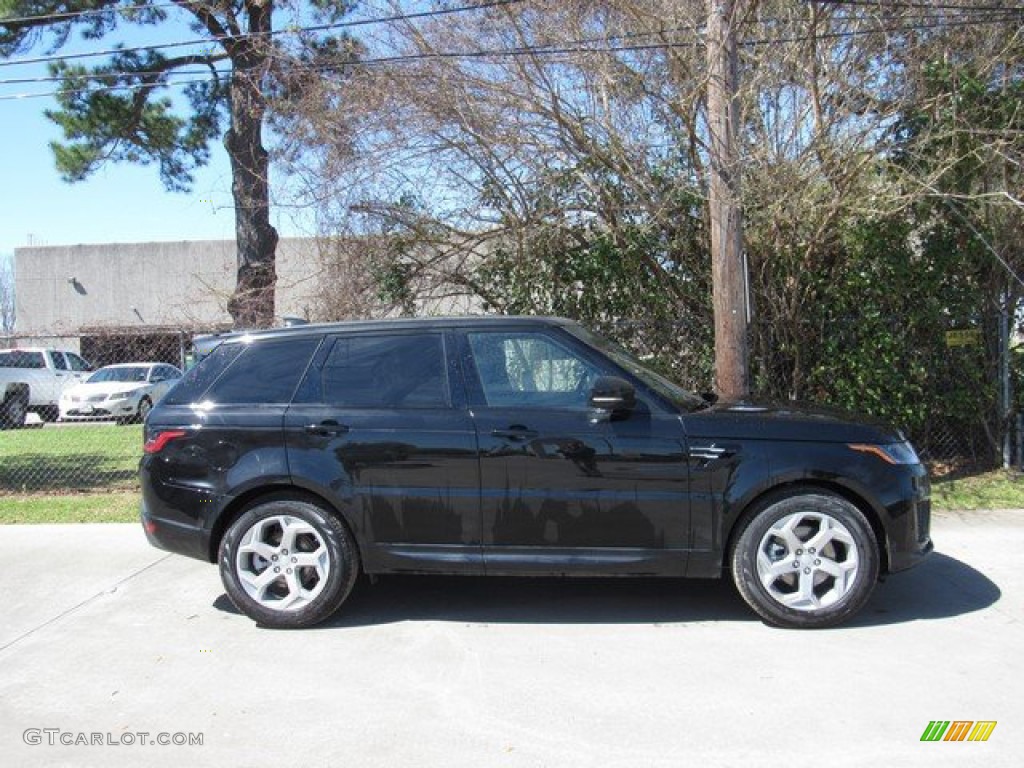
xmin=0 ymin=10 xmax=313 ymax=260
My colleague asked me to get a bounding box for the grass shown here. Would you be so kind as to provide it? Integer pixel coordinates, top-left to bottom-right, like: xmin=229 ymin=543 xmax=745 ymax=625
xmin=1 ymin=423 xmax=143 ymax=522
xmin=931 ymin=469 xmax=1024 ymax=511
xmin=0 ymin=423 xmax=143 ymax=493
xmin=0 ymin=491 xmax=139 ymax=523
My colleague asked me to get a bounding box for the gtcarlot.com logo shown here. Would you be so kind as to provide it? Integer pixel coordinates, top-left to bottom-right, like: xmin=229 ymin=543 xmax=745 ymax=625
xmin=23 ymin=729 xmax=203 ymax=747
xmin=921 ymin=721 xmax=997 ymax=742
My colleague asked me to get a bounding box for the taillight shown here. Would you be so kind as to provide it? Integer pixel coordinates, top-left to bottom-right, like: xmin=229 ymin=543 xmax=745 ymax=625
xmin=144 ymin=429 xmax=187 ymax=454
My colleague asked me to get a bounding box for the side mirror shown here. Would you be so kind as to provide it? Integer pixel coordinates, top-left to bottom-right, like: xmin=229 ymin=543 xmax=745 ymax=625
xmin=589 ymin=376 xmax=637 ymax=419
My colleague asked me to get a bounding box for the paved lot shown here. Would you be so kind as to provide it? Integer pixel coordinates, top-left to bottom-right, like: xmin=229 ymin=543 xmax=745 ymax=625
xmin=0 ymin=509 xmax=1020 ymax=767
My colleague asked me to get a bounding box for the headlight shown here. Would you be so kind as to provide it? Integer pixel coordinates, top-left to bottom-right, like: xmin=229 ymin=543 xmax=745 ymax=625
xmin=848 ymin=441 xmax=921 ymax=465
xmin=107 ymin=391 xmax=134 ymax=401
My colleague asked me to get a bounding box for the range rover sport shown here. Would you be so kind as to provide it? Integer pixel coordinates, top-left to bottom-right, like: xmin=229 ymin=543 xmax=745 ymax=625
xmin=140 ymin=316 xmax=932 ymax=629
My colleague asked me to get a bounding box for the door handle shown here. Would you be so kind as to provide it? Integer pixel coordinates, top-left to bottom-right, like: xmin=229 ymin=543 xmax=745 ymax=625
xmin=491 ymin=426 xmax=538 ymax=441
xmin=305 ymin=421 xmax=350 ymax=436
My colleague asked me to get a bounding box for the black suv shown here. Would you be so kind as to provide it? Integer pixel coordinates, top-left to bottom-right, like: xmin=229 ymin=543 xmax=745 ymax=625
xmin=140 ymin=316 xmax=932 ymax=629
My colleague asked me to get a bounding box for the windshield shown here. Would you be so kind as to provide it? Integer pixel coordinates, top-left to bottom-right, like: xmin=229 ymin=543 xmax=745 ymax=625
xmin=87 ymin=366 xmax=149 ymax=384
xmin=566 ymin=325 xmax=707 ymax=412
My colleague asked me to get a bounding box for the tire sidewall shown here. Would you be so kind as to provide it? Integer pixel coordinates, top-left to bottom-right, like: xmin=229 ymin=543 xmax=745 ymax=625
xmin=2 ymin=394 xmax=27 ymax=429
xmin=219 ymin=498 xmax=358 ymax=629
xmin=732 ymin=492 xmax=880 ymax=629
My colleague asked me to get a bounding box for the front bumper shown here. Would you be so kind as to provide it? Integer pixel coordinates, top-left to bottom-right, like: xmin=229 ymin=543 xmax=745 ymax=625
xmin=883 ymin=468 xmax=933 ymax=573
xmin=60 ymin=400 xmax=138 ymax=420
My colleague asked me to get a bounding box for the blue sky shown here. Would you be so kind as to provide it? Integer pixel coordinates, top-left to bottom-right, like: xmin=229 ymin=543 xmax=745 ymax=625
xmin=0 ymin=12 xmax=311 ymax=260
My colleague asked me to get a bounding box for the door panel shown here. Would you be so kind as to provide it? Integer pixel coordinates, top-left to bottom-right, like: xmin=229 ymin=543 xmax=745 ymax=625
xmin=47 ymin=351 xmax=70 ymax=402
xmin=285 ymin=332 xmax=482 ymax=574
xmin=474 ymin=407 xmax=688 ymax=549
xmin=462 ymin=329 xmax=691 ymax=575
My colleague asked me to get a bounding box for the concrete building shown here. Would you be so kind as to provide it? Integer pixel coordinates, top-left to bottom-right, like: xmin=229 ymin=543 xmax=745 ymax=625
xmin=14 ymin=238 xmax=324 ymax=336
xmin=7 ymin=237 xmax=479 ymax=366
xmin=9 ymin=238 xmax=329 ymax=366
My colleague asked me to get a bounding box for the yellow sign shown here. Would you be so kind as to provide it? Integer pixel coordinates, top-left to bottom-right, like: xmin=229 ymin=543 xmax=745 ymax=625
xmin=946 ymin=330 xmax=982 ymax=348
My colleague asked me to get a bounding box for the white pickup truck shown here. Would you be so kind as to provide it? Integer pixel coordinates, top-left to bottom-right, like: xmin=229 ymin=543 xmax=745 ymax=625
xmin=0 ymin=348 xmax=92 ymax=428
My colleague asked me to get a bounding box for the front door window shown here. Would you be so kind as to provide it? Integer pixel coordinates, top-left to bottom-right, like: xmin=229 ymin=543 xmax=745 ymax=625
xmin=467 ymin=332 xmax=600 ymax=409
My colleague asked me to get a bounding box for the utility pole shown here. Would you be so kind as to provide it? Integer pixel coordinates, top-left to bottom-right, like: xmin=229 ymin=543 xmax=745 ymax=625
xmin=706 ymin=0 xmax=750 ymax=398
xmin=1000 ymin=293 xmax=1012 ymax=468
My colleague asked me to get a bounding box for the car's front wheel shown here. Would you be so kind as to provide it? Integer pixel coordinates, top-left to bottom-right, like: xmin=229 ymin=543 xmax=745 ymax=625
xmin=219 ymin=495 xmax=359 ymax=628
xmin=0 ymin=392 xmax=28 ymax=429
xmin=730 ymin=491 xmax=880 ymax=628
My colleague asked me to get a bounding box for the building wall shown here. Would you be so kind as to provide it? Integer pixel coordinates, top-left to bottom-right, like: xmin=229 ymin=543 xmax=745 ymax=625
xmin=13 ymin=238 xmax=322 ymax=335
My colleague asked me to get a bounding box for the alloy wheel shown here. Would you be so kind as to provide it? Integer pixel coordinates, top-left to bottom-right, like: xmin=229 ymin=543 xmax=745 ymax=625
xmin=755 ymin=511 xmax=860 ymax=611
xmin=234 ymin=515 xmax=331 ymax=612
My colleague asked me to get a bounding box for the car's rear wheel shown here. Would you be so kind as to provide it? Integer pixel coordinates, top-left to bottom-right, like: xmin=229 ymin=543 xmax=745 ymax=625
xmin=219 ymin=496 xmax=359 ymax=628
xmin=730 ymin=491 xmax=879 ymax=628
xmin=39 ymin=406 xmax=59 ymax=423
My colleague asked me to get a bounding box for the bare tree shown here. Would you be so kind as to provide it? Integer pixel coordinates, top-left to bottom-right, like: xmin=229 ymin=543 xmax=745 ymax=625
xmin=278 ymin=0 xmax=719 ymax=385
xmin=0 ymin=256 xmax=14 ymax=333
xmin=280 ymin=0 xmax=1022 ymax=451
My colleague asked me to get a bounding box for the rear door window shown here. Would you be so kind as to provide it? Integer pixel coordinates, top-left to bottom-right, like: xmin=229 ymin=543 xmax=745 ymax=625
xmin=0 ymin=351 xmax=45 ymax=369
xmin=320 ymin=333 xmax=448 ymax=408
xmin=204 ymin=338 xmax=321 ymax=405
xmin=163 ymin=343 xmax=245 ymax=405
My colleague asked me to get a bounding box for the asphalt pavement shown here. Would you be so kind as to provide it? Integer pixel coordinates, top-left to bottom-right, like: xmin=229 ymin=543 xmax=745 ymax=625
xmin=0 ymin=509 xmax=1020 ymax=767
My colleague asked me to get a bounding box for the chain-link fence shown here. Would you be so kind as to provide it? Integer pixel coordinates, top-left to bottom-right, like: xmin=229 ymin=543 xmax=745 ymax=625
xmin=0 ymin=329 xmax=219 ymax=499
xmin=912 ymin=421 xmax=1005 ymax=475
xmin=0 ymin=326 xmax=1019 ymax=500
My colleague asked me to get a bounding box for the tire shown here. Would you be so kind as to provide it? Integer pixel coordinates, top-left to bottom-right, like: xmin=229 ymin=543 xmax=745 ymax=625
xmin=39 ymin=406 xmax=60 ymax=423
xmin=730 ymin=490 xmax=880 ymax=629
xmin=0 ymin=392 xmax=28 ymax=430
xmin=136 ymin=397 xmax=152 ymax=424
xmin=218 ymin=495 xmax=360 ymax=628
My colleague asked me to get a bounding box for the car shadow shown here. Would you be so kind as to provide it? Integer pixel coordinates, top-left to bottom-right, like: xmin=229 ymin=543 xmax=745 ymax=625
xmin=211 ymin=551 xmax=999 ymax=630
xmin=212 ymin=576 xmax=751 ymax=627
xmin=848 ymin=551 xmax=1001 ymax=628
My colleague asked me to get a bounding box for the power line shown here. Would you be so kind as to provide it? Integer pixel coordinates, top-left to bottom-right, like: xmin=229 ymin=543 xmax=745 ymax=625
xmin=0 ymin=0 xmax=527 ymax=68
xmin=0 ymin=66 xmax=224 ymax=86
xmin=0 ymin=20 xmax=709 ymax=88
xmin=744 ymin=12 xmax=1022 ymax=45
xmin=810 ymin=0 xmax=1024 ymax=12
xmin=1 ymin=11 xmax=1019 ymax=101
xmin=0 ymin=1 xmax=185 ymax=26
xmin=0 ymin=73 xmax=216 ymax=100
xmin=1 ymin=0 xmax=1016 ymax=74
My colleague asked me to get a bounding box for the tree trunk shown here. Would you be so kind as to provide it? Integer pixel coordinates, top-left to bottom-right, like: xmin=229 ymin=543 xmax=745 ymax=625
xmin=225 ymin=1 xmax=278 ymax=329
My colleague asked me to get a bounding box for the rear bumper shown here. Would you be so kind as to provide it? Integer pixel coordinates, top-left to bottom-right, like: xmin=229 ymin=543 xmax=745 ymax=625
xmin=140 ymin=497 xmax=212 ymax=562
